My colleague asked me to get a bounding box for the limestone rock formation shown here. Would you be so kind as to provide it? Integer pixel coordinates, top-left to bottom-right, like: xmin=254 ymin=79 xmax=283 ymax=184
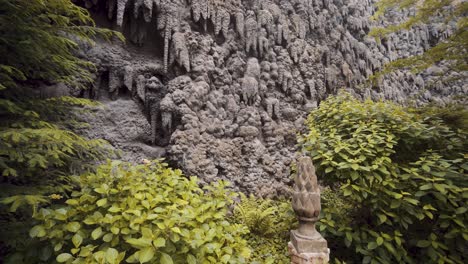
xmin=74 ymin=0 xmax=466 ymax=194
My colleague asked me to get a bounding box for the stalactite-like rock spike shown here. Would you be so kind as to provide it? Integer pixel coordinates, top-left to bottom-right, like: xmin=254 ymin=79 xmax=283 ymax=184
xmin=241 ymin=76 xmax=259 ymax=106
xmin=277 ymin=24 xmax=283 ymax=45
xmin=214 ymin=7 xmax=222 ymax=35
xmin=279 ymin=15 xmax=289 ymax=43
xmin=134 ymin=0 xmax=144 ymax=18
xmin=258 ymin=9 xmax=273 ymax=35
xmin=136 ymin=75 xmax=146 ymax=102
xmin=221 ymin=9 xmax=231 ymax=37
xmin=164 ymin=26 xmax=170 ymax=73
xmin=191 ymin=0 xmax=202 ymax=22
xmin=201 ymin=0 xmax=209 ymax=20
xmin=116 ymin=0 xmax=129 ymax=27
xmin=291 ymin=14 xmax=307 ymax=39
xmin=208 ymin=0 xmax=214 ymax=20
xmin=235 ymin=12 xmax=245 ymax=38
xmin=258 ymin=29 xmax=269 ymax=58
xmin=109 ymin=68 xmax=120 ymax=94
xmin=172 ymin=31 xmax=191 ymax=72
xmin=123 ymin=65 xmax=134 ymax=91
xmin=143 ymin=0 xmax=154 ymax=22
xmin=245 ymin=11 xmax=258 ymax=55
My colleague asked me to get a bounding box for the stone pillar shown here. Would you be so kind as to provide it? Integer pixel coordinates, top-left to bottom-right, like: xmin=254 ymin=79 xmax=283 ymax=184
xmin=289 ymin=156 xmax=330 ymax=264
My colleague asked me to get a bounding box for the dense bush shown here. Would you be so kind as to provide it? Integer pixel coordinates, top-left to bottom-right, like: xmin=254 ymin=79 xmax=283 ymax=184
xmin=232 ymin=194 xmax=297 ymax=264
xmin=299 ymin=92 xmax=467 ymax=263
xmin=27 ymin=160 xmax=251 ymax=264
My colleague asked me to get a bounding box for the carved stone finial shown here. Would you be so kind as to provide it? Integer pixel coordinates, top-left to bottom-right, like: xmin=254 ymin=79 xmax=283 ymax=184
xmin=289 ymin=156 xmax=329 ymax=263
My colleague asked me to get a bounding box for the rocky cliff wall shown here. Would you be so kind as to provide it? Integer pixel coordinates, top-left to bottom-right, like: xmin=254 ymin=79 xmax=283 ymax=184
xmin=74 ymin=0 xmax=466 ymax=196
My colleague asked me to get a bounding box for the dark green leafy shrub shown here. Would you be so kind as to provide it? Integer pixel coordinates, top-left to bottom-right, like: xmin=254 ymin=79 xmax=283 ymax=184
xmin=29 ymin=160 xmax=251 ymax=264
xmin=299 ymin=92 xmax=468 ymax=264
xmin=233 ymin=194 xmax=297 ymax=264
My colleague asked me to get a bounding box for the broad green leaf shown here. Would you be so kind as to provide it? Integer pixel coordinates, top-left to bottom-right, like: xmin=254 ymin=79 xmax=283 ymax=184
xmin=171 ymin=227 xmax=181 ymax=234
xmin=72 ymin=234 xmax=83 ymax=248
xmin=419 ymin=184 xmax=432 ymax=191
xmin=92 ymin=227 xmax=103 ymax=240
xmin=105 ymin=248 xmax=119 ymax=263
xmin=187 ymin=254 xmax=196 ymax=264
xmin=138 ymin=247 xmax=155 ymax=263
xmin=111 ymin=227 xmax=120 ymax=235
xmin=126 ymin=238 xmax=152 ymax=248
xmin=103 ymin=233 xmax=113 ymax=242
xmin=66 ymin=199 xmax=79 ymax=205
xmin=376 ymin=237 xmax=384 ymax=246
xmin=30 ymin=225 xmax=46 ymax=238
xmin=153 ymin=237 xmax=166 ymax=248
xmin=66 ymin=222 xmax=81 ymax=233
xmin=96 ymin=198 xmax=108 ymax=207
xmin=141 ymin=227 xmax=153 ymax=238
xmin=160 ymin=253 xmax=173 ymax=264
xmin=422 ymin=165 xmax=430 ymax=172
xmin=368 ymin=242 xmax=378 ymax=250
xmin=56 ymin=253 xmax=73 ymax=262
xmin=416 ymin=240 xmax=431 ymax=248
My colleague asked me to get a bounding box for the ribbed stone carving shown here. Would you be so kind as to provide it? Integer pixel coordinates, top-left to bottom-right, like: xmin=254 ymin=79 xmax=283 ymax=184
xmin=290 ymin=156 xmax=328 ymax=260
xmin=292 ymin=156 xmax=321 ymax=221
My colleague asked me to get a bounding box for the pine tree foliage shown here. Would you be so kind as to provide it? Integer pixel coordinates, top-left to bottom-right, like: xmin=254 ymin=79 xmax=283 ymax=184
xmin=0 ymin=94 xmax=115 ymax=261
xmin=370 ymin=0 xmax=467 ymax=80
xmin=0 ymin=0 xmax=122 ymax=260
xmin=0 ymin=0 xmax=123 ymax=90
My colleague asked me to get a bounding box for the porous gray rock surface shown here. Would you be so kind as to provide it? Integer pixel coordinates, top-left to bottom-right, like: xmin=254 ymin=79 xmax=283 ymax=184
xmin=74 ymin=0 xmax=466 ymax=196
xmin=78 ymin=98 xmax=166 ymax=162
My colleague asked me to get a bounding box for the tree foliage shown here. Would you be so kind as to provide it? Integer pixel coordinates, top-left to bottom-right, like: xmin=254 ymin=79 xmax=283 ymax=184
xmin=370 ymin=0 xmax=467 ymax=80
xmin=26 ymin=160 xmax=251 ymax=264
xmin=0 ymin=0 xmax=122 ymax=260
xmin=0 ymin=0 xmax=122 ymax=90
xmin=299 ymin=92 xmax=467 ymax=263
xmin=0 ymin=95 xmax=115 ymax=261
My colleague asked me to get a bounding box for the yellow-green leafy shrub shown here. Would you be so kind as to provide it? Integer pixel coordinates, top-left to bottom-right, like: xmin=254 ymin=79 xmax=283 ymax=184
xmin=29 ymin=160 xmax=251 ymax=264
xmin=299 ymin=92 xmax=467 ymax=263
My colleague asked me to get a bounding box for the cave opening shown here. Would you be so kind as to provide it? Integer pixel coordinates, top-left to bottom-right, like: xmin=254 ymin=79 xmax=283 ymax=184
xmin=95 ymin=70 xmax=110 ymax=100
xmin=122 ymin=5 xmax=165 ymax=60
